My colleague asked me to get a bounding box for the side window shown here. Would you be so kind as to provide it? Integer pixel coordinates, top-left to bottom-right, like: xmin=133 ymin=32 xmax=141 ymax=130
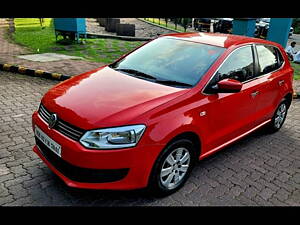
xmin=275 ymin=47 xmax=284 ymax=67
xmin=212 ymin=46 xmax=254 ymax=84
xmin=256 ymin=45 xmax=282 ymax=75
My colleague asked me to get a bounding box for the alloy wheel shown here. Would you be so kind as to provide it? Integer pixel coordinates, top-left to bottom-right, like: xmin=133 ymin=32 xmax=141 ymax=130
xmin=274 ymin=103 xmax=287 ymax=129
xmin=160 ymin=147 xmax=191 ymax=190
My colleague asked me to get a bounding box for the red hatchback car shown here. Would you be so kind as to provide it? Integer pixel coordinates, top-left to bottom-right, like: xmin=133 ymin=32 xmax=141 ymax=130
xmin=32 ymin=32 xmax=294 ymax=195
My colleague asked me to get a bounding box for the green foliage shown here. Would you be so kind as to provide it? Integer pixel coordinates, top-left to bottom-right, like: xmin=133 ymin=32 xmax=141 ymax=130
xmin=13 ymin=18 xmax=54 ymax=53
xmin=291 ymin=62 xmax=300 ymax=80
xmin=292 ymin=18 xmax=300 ymax=34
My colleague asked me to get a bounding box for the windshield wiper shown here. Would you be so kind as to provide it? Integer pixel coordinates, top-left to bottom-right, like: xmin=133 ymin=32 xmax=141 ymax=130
xmin=155 ymin=79 xmax=193 ymax=88
xmin=114 ymin=68 xmax=192 ymax=88
xmin=114 ymin=68 xmax=157 ymax=80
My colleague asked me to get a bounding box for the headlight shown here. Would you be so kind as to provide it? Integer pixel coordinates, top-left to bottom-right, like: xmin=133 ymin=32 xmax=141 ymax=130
xmin=79 ymin=125 xmax=146 ymax=149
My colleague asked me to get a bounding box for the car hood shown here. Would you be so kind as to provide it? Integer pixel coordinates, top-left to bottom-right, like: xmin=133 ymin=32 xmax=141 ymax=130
xmin=42 ymin=66 xmax=189 ymax=130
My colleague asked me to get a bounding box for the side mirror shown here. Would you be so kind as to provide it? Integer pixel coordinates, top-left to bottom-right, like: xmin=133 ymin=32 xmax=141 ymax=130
xmin=213 ymin=78 xmax=243 ymax=93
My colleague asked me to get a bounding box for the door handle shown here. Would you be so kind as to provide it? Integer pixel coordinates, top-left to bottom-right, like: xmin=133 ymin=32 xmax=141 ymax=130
xmin=251 ymin=91 xmax=260 ymax=97
xmin=278 ymin=80 xmax=285 ymax=86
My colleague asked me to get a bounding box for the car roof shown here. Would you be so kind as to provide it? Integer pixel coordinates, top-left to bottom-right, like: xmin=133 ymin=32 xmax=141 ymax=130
xmin=159 ymin=32 xmax=281 ymax=49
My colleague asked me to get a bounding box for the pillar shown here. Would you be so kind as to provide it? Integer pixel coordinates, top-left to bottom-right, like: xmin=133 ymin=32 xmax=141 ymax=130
xmin=232 ymin=18 xmax=256 ymax=37
xmin=267 ymin=18 xmax=293 ymax=47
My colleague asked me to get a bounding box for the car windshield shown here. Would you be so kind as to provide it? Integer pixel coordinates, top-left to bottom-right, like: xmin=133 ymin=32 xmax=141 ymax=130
xmin=110 ymin=37 xmax=225 ymax=87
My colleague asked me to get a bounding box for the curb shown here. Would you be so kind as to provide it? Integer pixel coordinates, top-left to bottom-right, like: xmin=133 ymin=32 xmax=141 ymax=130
xmin=0 ymin=63 xmax=71 ymax=81
xmin=293 ymin=90 xmax=300 ymax=99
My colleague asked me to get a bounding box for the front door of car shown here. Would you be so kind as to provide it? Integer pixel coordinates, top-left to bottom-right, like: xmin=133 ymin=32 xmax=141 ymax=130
xmin=202 ymin=45 xmax=260 ymax=151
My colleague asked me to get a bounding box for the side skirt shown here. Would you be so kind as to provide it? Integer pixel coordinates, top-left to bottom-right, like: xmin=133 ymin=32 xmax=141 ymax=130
xmin=199 ymin=119 xmax=272 ymax=160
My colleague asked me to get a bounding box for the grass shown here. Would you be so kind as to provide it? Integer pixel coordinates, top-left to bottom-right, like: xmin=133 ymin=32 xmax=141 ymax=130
xmin=13 ymin=18 xmax=56 ymax=53
xmin=11 ymin=18 xmax=145 ymax=64
xmin=291 ymin=62 xmax=300 ymax=80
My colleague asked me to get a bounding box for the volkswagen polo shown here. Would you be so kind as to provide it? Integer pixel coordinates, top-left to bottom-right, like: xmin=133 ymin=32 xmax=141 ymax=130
xmin=32 ymin=32 xmax=294 ymax=195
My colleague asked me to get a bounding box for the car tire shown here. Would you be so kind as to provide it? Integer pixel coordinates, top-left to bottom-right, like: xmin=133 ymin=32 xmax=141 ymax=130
xmin=147 ymin=139 xmax=197 ymax=197
xmin=267 ymin=99 xmax=289 ymax=133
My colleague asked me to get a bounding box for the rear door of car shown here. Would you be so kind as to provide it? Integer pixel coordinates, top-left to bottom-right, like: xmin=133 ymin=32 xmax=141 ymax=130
xmin=251 ymin=44 xmax=288 ymax=124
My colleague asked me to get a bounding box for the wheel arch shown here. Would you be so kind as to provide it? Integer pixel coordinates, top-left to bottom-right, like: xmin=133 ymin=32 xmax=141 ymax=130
xmin=283 ymin=92 xmax=293 ymax=108
xmin=163 ymin=131 xmax=202 ymax=160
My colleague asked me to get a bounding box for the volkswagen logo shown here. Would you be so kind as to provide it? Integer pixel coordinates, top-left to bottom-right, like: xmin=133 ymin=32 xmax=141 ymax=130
xmin=48 ymin=113 xmax=58 ymax=129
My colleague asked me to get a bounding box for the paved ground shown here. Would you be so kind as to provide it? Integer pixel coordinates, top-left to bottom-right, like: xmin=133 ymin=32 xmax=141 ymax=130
xmin=0 ymin=20 xmax=103 ymax=76
xmin=87 ymin=18 xmax=179 ymax=38
xmin=0 ymin=70 xmax=299 ymax=206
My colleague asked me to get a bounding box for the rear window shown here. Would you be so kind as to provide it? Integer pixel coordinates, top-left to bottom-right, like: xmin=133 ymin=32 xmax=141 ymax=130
xmin=256 ymin=45 xmax=284 ymax=75
xmin=110 ymin=37 xmax=225 ymax=86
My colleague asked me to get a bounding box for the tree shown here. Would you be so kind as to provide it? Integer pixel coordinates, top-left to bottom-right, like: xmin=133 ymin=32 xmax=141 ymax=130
xmin=39 ymin=18 xmax=45 ymax=29
xmin=174 ymin=18 xmax=179 ymax=30
xmin=181 ymin=18 xmax=191 ymax=32
xmin=165 ymin=18 xmax=169 ymax=27
xmin=292 ymin=18 xmax=300 ymax=34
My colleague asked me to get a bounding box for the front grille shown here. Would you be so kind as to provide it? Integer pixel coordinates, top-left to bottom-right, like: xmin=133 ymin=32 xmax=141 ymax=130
xmin=35 ymin=137 xmax=129 ymax=183
xmin=38 ymin=104 xmax=85 ymax=141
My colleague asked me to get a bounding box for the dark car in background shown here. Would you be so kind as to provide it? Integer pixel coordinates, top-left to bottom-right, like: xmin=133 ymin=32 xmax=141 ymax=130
xmin=192 ymin=18 xmax=234 ymax=34
xmin=255 ymin=18 xmax=269 ymax=38
xmin=193 ymin=18 xmax=212 ymax=32
xmin=255 ymin=18 xmax=294 ymax=39
xmin=213 ymin=18 xmax=233 ymax=34
xmin=194 ymin=18 xmax=294 ymax=38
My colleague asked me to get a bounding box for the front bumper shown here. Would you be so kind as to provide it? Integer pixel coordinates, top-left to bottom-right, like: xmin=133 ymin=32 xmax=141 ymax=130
xmin=32 ymin=111 xmax=164 ymax=190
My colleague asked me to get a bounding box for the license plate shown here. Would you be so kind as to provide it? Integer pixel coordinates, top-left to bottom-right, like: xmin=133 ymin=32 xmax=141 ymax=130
xmin=35 ymin=125 xmax=62 ymax=157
